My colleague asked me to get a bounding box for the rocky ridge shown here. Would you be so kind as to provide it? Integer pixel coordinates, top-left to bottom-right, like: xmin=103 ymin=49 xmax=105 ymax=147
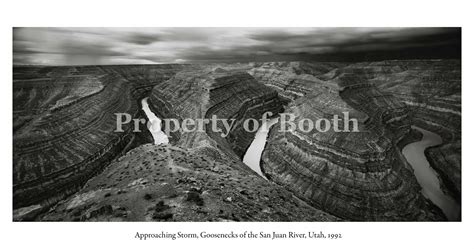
xmin=41 ymin=144 xmax=336 ymax=221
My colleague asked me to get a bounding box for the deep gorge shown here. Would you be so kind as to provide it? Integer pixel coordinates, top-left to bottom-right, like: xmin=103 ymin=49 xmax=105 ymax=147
xmin=13 ymin=60 xmax=461 ymax=221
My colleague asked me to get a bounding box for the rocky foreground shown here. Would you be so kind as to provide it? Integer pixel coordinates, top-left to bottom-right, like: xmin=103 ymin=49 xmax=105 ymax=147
xmin=41 ymin=144 xmax=335 ymax=221
xmin=13 ymin=60 xmax=461 ymax=221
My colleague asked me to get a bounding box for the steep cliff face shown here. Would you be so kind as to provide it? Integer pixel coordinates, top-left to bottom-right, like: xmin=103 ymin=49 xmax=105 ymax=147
xmin=13 ymin=65 xmax=186 ymax=212
xmin=247 ymin=62 xmax=344 ymax=101
xmin=261 ymin=85 xmax=444 ymax=220
xmin=367 ymin=60 xmax=461 ymax=201
xmin=259 ymin=61 xmax=457 ymax=221
xmin=41 ymin=144 xmax=336 ymax=221
xmin=100 ymin=64 xmax=197 ymax=99
xmin=149 ymin=69 xmax=285 ymax=159
xmin=331 ymin=60 xmax=461 ymax=202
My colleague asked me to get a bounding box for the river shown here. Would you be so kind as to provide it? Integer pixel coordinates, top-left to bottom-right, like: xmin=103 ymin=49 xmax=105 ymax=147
xmin=143 ymin=97 xmax=459 ymax=220
xmin=402 ymin=126 xmax=460 ymax=220
xmin=242 ymin=120 xmax=460 ymax=220
xmin=243 ymin=118 xmax=279 ymax=179
xmin=141 ymin=97 xmax=169 ymax=145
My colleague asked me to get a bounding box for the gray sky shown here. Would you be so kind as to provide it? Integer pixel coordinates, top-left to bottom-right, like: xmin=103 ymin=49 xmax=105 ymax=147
xmin=13 ymin=27 xmax=460 ymax=65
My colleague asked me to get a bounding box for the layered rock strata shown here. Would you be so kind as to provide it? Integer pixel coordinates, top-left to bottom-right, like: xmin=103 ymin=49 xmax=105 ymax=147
xmin=13 ymin=65 xmax=186 ymax=212
xmin=368 ymin=60 xmax=461 ymax=202
xmin=247 ymin=62 xmax=344 ymax=101
xmin=13 ymin=60 xmax=461 ymax=221
xmin=259 ymin=61 xmax=455 ymax=220
xmin=149 ymin=69 xmax=285 ymax=160
xmin=39 ymin=68 xmax=337 ymax=221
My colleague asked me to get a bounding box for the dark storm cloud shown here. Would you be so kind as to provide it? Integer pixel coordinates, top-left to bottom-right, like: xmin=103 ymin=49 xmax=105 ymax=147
xmin=124 ymin=33 xmax=161 ymax=45
xmin=247 ymin=28 xmax=460 ymax=54
xmin=13 ymin=27 xmax=460 ymax=65
xmin=121 ymin=29 xmax=217 ymax=45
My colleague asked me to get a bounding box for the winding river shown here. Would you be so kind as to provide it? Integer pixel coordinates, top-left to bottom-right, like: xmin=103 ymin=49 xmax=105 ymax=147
xmin=242 ymin=120 xmax=460 ymax=220
xmin=243 ymin=118 xmax=279 ymax=179
xmin=143 ymin=97 xmax=459 ymax=220
xmin=141 ymin=97 xmax=169 ymax=145
xmin=402 ymin=126 xmax=460 ymax=220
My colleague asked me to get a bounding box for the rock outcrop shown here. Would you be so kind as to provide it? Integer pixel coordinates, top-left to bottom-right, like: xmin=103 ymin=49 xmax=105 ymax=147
xmin=41 ymin=144 xmax=336 ymax=221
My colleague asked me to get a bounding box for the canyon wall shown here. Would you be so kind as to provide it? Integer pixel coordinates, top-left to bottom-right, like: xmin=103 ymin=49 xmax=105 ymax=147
xmin=13 ymin=65 xmax=186 ymax=214
xmin=247 ymin=62 xmax=344 ymax=101
xmin=253 ymin=61 xmax=458 ymax=220
xmin=13 ymin=61 xmax=460 ymax=221
xmin=40 ymin=68 xmax=336 ymax=221
xmin=149 ymin=69 xmax=285 ymax=160
xmin=370 ymin=60 xmax=461 ymax=202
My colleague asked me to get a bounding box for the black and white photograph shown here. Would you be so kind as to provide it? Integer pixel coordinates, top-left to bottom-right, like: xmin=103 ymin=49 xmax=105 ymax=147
xmin=1 ymin=1 xmax=472 ymax=248
xmin=12 ymin=27 xmax=461 ymax=222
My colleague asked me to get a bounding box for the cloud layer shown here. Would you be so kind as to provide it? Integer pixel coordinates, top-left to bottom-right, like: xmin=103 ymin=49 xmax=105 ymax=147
xmin=13 ymin=27 xmax=460 ymax=65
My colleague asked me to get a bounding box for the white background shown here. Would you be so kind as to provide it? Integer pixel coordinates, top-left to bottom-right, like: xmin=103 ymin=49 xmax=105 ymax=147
xmin=0 ymin=0 xmax=471 ymax=248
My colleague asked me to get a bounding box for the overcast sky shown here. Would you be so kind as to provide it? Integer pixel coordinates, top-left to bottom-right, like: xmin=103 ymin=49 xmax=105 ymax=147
xmin=13 ymin=27 xmax=460 ymax=65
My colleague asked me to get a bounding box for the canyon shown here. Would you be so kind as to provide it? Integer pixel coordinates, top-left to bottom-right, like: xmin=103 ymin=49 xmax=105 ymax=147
xmin=402 ymin=126 xmax=460 ymax=220
xmin=140 ymin=97 xmax=169 ymax=145
xmin=243 ymin=117 xmax=279 ymax=179
xmin=13 ymin=60 xmax=461 ymax=221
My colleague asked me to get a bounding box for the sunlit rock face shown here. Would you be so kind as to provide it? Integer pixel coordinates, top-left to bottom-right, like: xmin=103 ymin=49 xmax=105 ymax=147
xmin=258 ymin=60 xmax=459 ymax=221
xmin=13 ymin=65 xmax=187 ymax=210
